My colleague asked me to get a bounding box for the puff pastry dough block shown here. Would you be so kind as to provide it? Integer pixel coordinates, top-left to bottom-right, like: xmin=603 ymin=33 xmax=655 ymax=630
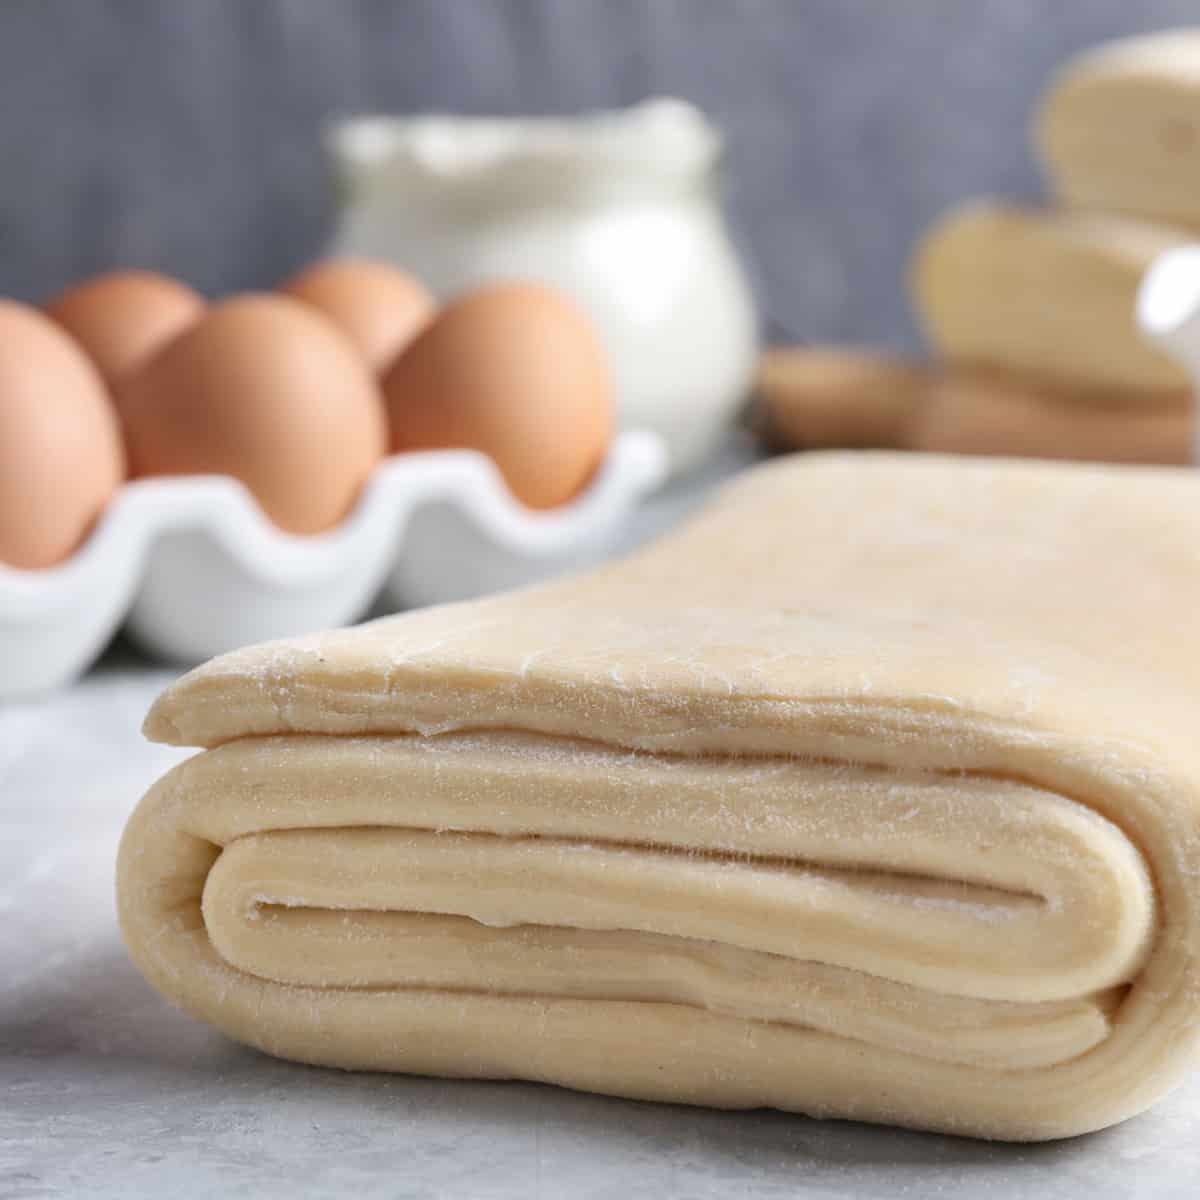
xmin=1037 ymin=30 xmax=1200 ymax=229
xmin=118 ymin=452 xmax=1200 ymax=1141
xmin=911 ymin=200 xmax=1189 ymax=393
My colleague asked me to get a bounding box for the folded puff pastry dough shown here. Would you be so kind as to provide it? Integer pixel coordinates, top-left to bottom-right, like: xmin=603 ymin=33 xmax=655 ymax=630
xmin=118 ymin=452 xmax=1200 ymax=1140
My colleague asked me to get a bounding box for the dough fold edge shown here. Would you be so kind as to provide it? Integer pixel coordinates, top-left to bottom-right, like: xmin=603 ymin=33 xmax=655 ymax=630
xmin=117 ymin=705 xmax=1200 ymax=1141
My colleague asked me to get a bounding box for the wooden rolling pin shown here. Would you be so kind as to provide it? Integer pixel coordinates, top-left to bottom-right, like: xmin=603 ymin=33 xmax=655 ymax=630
xmin=911 ymin=367 xmax=1192 ymax=465
xmin=1037 ymin=30 xmax=1200 ymax=229
xmin=911 ymin=201 xmax=1190 ymax=393
xmin=756 ymin=346 xmax=1192 ymax=464
xmin=754 ymin=347 xmax=928 ymax=449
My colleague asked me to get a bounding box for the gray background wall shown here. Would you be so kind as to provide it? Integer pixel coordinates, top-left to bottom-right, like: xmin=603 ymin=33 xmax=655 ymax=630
xmin=1 ymin=1 xmax=1196 ymax=349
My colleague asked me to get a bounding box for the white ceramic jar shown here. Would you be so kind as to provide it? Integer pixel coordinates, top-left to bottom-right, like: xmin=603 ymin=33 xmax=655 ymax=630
xmin=325 ymin=98 xmax=759 ymax=476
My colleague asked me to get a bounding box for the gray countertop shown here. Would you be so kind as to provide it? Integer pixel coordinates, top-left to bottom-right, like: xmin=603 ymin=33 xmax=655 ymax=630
xmin=4 ymin=445 xmax=1199 ymax=1198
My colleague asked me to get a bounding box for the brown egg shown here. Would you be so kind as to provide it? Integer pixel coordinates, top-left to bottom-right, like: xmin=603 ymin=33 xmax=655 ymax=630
xmin=0 ymin=300 xmax=126 ymax=568
xmin=280 ymin=258 xmax=435 ymax=372
xmin=382 ymin=283 xmax=613 ymax=509
xmin=118 ymin=294 xmax=386 ymax=534
xmin=45 ymin=270 xmax=205 ymax=388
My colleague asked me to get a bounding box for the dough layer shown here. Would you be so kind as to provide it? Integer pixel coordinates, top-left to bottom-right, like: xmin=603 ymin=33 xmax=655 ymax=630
xmin=119 ymin=452 xmax=1200 ymax=1139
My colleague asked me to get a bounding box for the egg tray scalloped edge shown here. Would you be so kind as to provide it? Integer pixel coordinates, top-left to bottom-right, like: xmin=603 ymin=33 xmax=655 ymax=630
xmin=0 ymin=431 xmax=668 ymax=698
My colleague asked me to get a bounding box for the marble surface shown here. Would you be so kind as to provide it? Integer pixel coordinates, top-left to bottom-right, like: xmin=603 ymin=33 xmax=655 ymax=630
xmin=4 ymin=445 xmax=1200 ymax=1198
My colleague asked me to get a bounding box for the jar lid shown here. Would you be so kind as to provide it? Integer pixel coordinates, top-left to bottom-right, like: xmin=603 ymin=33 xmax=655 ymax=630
xmin=326 ymin=98 xmax=722 ymax=197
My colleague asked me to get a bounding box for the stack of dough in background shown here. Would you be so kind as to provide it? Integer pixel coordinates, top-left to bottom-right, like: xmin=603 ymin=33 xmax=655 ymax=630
xmin=760 ymin=30 xmax=1200 ymax=464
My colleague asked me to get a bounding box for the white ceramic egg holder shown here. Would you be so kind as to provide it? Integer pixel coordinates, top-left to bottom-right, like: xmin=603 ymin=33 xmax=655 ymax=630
xmin=0 ymin=432 xmax=666 ymax=698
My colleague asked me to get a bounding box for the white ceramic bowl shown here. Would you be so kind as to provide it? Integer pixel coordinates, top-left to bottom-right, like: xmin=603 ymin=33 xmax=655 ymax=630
xmin=0 ymin=432 xmax=667 ymax=698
